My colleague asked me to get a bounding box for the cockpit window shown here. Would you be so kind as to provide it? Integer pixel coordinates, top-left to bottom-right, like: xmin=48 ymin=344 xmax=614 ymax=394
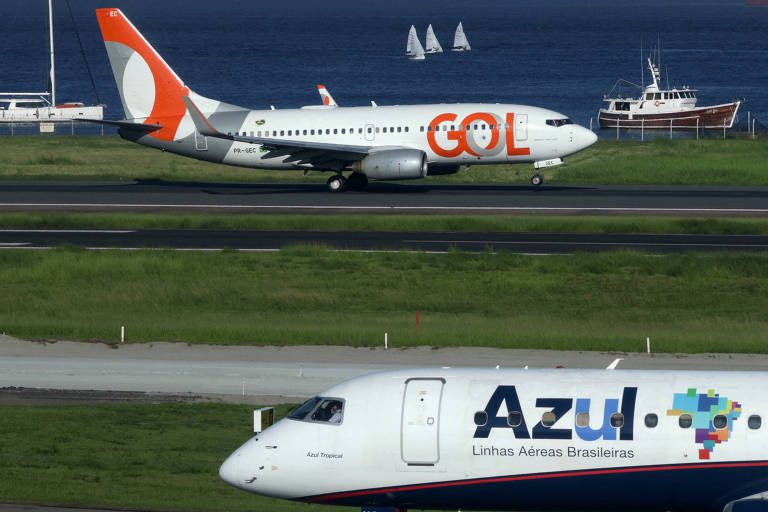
xmin=546 ymin=118 xmax=573 ymax=127
xmin=288 ymin=397 xmax=321 ymax=420
xmin=288 ymin=396 xmax=345 ymax=424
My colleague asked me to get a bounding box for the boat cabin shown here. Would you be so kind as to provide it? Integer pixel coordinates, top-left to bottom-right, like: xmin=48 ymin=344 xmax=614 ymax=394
xmin=0 ymin=98 xmax=48 ymax=110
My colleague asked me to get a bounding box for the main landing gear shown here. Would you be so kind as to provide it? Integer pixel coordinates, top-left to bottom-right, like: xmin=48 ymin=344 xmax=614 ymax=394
xmin=326 ymin=172 xmax=368 ymax=193
xmin=530 ymin=173 xmax=544 ymax=186
xmin=327 ymin=174 xmax=346 ymax=193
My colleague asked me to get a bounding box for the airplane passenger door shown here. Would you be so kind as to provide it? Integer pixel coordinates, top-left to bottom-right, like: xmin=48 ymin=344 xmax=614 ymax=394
xmin=364 ymin=124 xmax=375 ymax=142
xmin=516 ymin=114 xmax=528 ymax=141
xmin=401 ymin=378 xmax=444 ymax=465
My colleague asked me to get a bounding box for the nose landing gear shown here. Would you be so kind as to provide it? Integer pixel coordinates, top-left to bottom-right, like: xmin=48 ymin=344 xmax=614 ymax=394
xmin=530 ymin=174 xmax=543 ymax=186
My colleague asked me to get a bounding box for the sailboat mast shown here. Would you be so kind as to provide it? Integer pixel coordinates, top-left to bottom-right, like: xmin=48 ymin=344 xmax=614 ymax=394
xmin=49 ymin=0 xmax=55 ymax=107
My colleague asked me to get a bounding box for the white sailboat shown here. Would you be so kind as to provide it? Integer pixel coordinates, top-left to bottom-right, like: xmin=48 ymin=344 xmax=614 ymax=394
xmin=424 ymin=24 xmax=443 ymax=54
xmin=406 ymin=25 xmax=426 ymax=60
xmin=451 ymin=21 xmax=471 ymax=51
xmin=0 ymin=0 xmax=104 ymax=123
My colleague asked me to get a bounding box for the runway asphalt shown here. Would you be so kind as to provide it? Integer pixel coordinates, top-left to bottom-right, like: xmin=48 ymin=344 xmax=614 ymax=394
xmin=1 ymin=180 xmax=767 ymax=214
xmin=1 ymin=228 xmax=768 ymax=253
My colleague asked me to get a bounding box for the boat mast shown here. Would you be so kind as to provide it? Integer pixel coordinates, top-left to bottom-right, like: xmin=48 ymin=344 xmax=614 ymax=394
xmin=48 ymin=0 xmax=55 ymax=106
xmin=640 ymin=38 xmax=644 ymax=89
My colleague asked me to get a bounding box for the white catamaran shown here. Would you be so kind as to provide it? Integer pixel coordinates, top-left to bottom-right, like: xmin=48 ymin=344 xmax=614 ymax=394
xmin=0 ymin=0 xmax=104 ymax=123
xmin=452 ymin=21 xmax=471 ymax=51
xmin=406 ymin=25 xmax=426 ymax=60
xmin=424 ymin=24 xmax=443 ymax=54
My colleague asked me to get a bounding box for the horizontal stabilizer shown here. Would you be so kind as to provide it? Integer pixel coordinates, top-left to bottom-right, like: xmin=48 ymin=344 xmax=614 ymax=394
xmin=77 ymin=118 xmax=163 ymax=133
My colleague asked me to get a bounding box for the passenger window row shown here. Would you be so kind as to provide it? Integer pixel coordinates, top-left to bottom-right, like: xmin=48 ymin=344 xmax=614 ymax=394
xmin=228 ymin=127 xmax=414 ymax=137
xmin=472 ymin=411 xmax=762 ymax=430
xmin=421 ymin=123 xmax=507 ymax=133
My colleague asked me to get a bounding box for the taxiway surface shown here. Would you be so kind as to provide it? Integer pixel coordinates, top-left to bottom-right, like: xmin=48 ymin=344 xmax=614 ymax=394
xmin=2 ymin=336 xmax=767 ymax=403
xmin=1 ymin=180 xmax=767 ymax=215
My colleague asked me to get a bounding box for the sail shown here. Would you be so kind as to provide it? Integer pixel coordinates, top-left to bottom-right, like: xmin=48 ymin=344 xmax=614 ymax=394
xmin=452 ymin=22 xmax=471 ymax=51
xmin=406 ymin=25 xmax=425 ymax=60
xmin=425 ymin=24 xmax=443 ymax=53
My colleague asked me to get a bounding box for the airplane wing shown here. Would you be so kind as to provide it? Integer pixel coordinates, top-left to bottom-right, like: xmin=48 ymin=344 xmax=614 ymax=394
xmin=182 ymin=96 xmax=370 ymax=167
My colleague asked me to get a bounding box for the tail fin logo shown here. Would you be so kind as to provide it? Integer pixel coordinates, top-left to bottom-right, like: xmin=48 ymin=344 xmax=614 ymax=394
xmin=317 ymin=85 xmax=338 ymax=107
xmin=96 ymin=8 xmax=189 ymax=141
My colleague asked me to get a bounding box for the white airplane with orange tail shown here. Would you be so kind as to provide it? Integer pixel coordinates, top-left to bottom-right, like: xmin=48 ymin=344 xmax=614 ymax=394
xmin=95 ymin=8 xmax=597 ymax=192
xmin=317 ymin=85 xmax=338 ymax=107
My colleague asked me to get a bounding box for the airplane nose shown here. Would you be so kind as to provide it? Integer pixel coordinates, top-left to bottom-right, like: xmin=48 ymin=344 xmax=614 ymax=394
xmin=219 ymin=452 xmax=240 ymax=487
xmin=581 ymin=126 xmax=598 ymax=148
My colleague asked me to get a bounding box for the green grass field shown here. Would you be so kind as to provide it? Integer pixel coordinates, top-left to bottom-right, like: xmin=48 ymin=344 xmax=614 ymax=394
xmin=2 ymin=247 xmax=767 ymax=353
xmin=2 ymin=212 xmax=768 ymax=234
xmin=1 ymin=135 xmax=766 ymax=185
xmin=0 ymin=402 xmax=350 ymax=512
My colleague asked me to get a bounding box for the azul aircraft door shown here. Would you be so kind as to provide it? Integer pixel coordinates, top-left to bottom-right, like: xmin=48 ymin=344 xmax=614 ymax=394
xmin=401 ymin=378 xmax=444 ymax=465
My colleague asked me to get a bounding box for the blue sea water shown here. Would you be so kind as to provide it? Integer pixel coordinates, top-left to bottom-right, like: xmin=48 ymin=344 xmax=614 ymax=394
xmin=1 ymin=0 xmax=766 ymax=137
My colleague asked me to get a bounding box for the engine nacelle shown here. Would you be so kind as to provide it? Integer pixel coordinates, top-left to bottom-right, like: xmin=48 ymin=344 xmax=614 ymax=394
xmin=349 ymin=149 xmax=427 ymax=180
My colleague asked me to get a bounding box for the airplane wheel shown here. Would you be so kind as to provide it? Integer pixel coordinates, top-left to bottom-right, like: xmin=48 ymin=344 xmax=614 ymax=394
xmin=327 ymin=175 xmax=347 ymax=193
xmin=531 ymin=174 xmax=543 ymax=186
xmin=346 ymin=172 xmax=368 ymax=191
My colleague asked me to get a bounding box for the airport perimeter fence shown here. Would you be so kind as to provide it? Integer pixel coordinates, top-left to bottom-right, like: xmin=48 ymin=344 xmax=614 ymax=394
xmin=0 ymin=120 xmax=117 ymax=136
xmin=591 ymin=111 xmax=767 ymax=141
xmin=2 ymin=115 xmax=766 ymax=140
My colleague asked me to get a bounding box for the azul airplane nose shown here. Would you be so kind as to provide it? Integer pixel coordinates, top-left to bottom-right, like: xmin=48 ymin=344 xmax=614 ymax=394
xmin=219 ymin=452 xmax=240 ymax=487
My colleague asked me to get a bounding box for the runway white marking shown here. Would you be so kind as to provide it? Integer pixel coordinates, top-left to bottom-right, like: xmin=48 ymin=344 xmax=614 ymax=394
xmin=1 ymin=203 xmax=768 ymax=213
xmin=405 ymin=240 xmax=768 ymax=248
xmin=0 ymin=242 xmax=30 ymax=246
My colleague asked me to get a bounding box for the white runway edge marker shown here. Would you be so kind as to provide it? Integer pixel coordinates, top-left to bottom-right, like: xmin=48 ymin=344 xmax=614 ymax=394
xmin=121 ymin=325 xmax=125 ymax=343
xmin=647 ymin=336 xmax=651 ymax=353
xmin=384 ymin=332 xmax=388 ymax=349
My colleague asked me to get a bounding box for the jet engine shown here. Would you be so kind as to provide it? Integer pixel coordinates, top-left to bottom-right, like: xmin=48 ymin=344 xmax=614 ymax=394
xmin=349 ymin=149 xmax=427 ymax=180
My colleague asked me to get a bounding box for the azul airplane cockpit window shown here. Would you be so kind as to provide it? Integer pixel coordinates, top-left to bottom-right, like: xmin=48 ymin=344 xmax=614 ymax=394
xmin=289 ymin=396 xmax=345 ymax=424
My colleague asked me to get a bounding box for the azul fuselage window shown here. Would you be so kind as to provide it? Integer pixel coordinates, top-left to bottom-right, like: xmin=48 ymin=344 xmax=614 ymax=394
xmin=507 ymin=411 xmax=523 ymax=427
xmin=541 ymin=411 xmax=556 ymax=427
xmin=645 ymin=413 xmax=658 ymax=428
xmin=288 ymin=396 xmax=345 ymax=424
xmin=713 ymin=414 xmax=728 ymax=430
xmin=749 ymin=415 xmax=761 ymax=429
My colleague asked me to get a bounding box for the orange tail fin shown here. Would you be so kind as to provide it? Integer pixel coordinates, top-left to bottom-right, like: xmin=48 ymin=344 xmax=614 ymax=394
xmin=96 ymin=8 xmax=189 ymax=141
